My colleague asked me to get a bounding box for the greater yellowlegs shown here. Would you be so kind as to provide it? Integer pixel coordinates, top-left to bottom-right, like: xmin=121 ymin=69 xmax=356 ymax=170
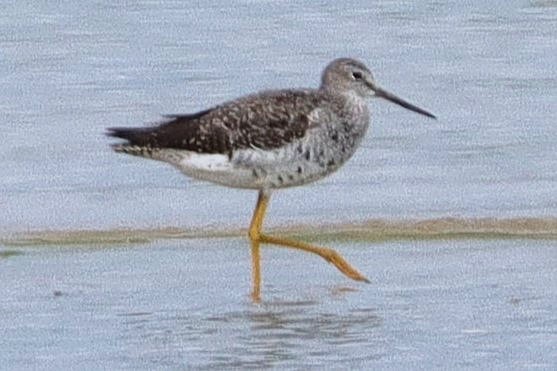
xmin=107 ymin=58 xmax=435 ymax=301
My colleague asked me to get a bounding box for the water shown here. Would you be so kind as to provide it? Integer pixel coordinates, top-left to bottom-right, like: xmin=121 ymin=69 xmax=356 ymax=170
xmin=1 ymin=238 xmax=556 ymax=369
xmin=2 ymin=0 xmax=557 ymax=233
xmin=2 ymin=0 xmax=557 ymax=369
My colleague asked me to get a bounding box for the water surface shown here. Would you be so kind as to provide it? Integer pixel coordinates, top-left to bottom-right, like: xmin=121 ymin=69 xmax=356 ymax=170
xmin=1 ymin=1 xmax=557 ymax=369
xmin=1 ymin=0 xmax=557 ymax=233
xmin=1 ymin=238 xmax=556 ymax=369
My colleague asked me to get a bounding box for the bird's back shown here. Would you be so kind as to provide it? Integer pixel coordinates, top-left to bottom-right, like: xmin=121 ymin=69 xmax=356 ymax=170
xmin=108 ymin=89 xmax=327 ymax=158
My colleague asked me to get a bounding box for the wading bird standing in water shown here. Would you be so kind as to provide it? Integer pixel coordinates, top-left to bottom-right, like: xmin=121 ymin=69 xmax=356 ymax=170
xmin=107 ymin=58 xmax=436 ymax=301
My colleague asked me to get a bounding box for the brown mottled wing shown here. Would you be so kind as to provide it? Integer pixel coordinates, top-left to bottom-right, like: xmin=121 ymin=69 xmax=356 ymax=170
xmin=106 ymin=108 xmax=232 ymax=155
xmin=107 ymin=90 xmax=323 ymax=156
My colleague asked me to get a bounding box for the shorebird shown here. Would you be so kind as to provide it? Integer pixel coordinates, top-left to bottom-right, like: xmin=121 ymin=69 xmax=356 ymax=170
xmin=107 ymin=58 xmax=435 ymax=301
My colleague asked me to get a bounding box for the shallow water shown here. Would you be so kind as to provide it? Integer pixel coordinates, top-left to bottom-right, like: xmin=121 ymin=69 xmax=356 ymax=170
xmin=2 ymin=0 xmax=557 ymax=369
xmin=1 ymin=237 xmax=556 ymax=369
xmin=2 ymin=0 xmax=557 ymax=233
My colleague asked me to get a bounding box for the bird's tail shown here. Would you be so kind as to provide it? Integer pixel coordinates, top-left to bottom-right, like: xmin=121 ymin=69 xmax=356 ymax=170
xmin=109 ymin=143 xmax=155 ymax=157
xmin=106 ymin=127 xmax=153 ymax=145
xmin=106 ymin=126 xmax=189 ymax=165
xmin=106 ymin=127 xmax=161 ymax=159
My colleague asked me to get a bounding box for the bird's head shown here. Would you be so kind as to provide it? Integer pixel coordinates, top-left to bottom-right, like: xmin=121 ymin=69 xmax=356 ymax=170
xmin=321 ymin=58 xmax=436 ymax=119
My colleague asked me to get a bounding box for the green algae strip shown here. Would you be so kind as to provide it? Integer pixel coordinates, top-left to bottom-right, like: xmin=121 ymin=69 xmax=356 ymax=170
xmin=0 ymin=250 xmax=24 ymax=259
xmin=1 ymin=227 xmax=244 ymax=247
xmin=299 ymin=218 xmax=557 ymax=243
xmin=2 ymin=218 xmax=557 ymax=247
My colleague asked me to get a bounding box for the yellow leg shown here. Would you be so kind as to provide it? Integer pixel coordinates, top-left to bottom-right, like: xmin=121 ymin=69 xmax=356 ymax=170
xmin=248 ymin=190 xmax=369 ymax=301
xmin=260 ymin=234 xmax=370 ymax=283
xmin=248 ymin=191 xmax=269 ymax=302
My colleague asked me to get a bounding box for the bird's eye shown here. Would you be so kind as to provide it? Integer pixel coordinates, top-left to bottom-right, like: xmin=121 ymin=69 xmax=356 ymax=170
xmin=352 ymin=71 xmax=363 ymax=80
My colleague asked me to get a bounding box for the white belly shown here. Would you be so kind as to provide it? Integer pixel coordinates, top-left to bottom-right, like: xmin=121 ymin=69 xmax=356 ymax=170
xmin=173 ymin=151 xmax=259 ymax=189
xmin=169 ymin=144 xmax=341 ymax=190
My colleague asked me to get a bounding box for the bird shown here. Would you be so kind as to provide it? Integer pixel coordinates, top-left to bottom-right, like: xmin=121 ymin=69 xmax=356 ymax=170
xmin=107 ymin=58 xmax=436 ymax=301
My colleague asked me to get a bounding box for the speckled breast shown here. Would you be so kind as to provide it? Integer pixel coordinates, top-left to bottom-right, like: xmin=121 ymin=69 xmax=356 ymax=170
xmin=231 ymin=105 xmax=370 ymax=190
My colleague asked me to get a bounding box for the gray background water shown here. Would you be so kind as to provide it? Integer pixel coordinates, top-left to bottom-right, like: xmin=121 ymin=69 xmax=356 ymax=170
xmin=2 ymin=0 xmax=557 ymax=233
xmin=2 ymin=1 xmax=557 ymax=369
xmin=2 ymin=238 xmax=556 ymax=369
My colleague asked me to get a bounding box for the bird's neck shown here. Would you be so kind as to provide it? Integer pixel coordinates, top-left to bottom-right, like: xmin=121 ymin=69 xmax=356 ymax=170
xmin=337 ymin=91 xmax=368 ymax=117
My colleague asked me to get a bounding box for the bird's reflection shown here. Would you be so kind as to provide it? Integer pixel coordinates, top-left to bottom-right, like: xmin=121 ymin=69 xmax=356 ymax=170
xmin=121 ymin=287 xmax=383 ymax=368
xmin=201 ymin=289 xmax=383 ymax=367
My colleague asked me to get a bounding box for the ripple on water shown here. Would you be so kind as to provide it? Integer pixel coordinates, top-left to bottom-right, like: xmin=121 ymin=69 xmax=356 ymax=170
xmin=115 ymin=295 xmax=384 ymax=368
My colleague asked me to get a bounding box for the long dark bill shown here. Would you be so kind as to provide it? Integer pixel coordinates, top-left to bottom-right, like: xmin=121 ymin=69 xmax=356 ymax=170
xmin=373 ymin=86 xmax=436 ymax=119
